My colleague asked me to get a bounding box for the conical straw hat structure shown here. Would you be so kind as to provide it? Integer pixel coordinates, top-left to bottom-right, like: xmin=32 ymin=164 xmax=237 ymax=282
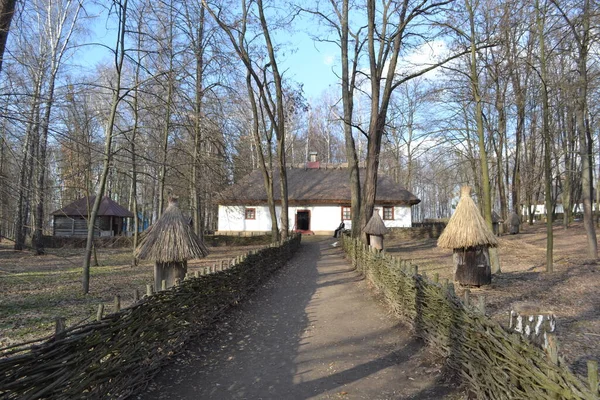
xmin=363 ymin=212 xmax=389 ymax=235
xmin=135 ymin=197 xmax=209 ymax=262
xmin=437 ymin=186 xmax=498 ymax=249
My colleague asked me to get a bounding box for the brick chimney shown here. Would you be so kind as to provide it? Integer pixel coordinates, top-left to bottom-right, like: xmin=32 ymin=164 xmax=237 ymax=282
xmin=307 ymin=152 xmax=320 ymax=169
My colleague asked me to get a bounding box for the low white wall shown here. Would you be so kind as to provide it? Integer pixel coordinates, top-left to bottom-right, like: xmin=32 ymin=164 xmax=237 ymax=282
xmin=217 ymin=204 xmax=413 ymax=232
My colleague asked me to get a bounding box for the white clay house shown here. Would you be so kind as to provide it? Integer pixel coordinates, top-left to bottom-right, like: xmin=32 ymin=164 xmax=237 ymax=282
xmin=216 ymin=164 xmax=420 ymax=235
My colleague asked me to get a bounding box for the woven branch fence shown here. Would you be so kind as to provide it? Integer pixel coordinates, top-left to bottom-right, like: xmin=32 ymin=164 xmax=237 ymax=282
xmin=0 ymin=235 xmax=301 ymax=399
xmin=342 ymin=236 xmax=599 ymax=400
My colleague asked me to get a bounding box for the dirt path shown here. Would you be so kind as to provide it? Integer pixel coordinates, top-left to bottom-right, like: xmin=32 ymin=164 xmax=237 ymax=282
xmin=140 ymin=237 xmax=461 ymax=400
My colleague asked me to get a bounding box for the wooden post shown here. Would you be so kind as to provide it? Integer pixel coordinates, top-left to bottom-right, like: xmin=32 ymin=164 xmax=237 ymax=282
xmin=154 ymin=260 xmax=188 ymax=291
xmin=146 ymin=284 xmax=153 ymax=297
xmin=114 ymin=295 xmax=121 ymax=312
xmin=161 ymin=279 xmax=167 ymax=291
xmin=477 ymin=296 xmax=486 ymax=314
xmin=55 ymin=317 xmax=66 ymax=337
xmin=453 ymin=246 xmax=492 ymax=286
xmin=587 ymin=360 xmax=598 ymax=395
xmin=194 ymin=271 xmax=199 ymax=278
xmin=133 ymin=289 xmax=139 ymax=302
xmin=96 ymin=304 xmax=104 ymax=321
xmin=546 ymin=334 xmax=559 ymax=365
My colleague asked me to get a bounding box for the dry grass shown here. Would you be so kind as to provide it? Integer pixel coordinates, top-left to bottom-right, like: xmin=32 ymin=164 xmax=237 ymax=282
xmin=387 ymin=220 xmax=600 ymax=376
xmin=0 ymin=239 xmax=267 ymax=348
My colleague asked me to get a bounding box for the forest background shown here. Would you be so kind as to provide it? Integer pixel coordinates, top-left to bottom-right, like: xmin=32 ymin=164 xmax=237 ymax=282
xmin=0 ymin=0 xmax=598 ymax=265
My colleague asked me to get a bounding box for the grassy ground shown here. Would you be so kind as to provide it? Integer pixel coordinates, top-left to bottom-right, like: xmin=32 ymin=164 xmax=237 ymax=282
xmin=0 ymin=239 xmax=270 ymax=348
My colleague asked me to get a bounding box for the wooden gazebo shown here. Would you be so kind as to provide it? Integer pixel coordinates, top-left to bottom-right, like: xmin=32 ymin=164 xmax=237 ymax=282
xmin=51 ymin=196 xmax=133 ymax=237
xmin=437 ymin=186 xmax=498 ymax=286
xmin=135 ymin=197 xmax=209 ymax=291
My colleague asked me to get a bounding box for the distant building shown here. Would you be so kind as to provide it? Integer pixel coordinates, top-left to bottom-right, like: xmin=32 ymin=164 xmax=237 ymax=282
xmin=51 ymin=196 xmax=134 ymax=237
xmin=217 ymin=165 xmax=420 ymax=235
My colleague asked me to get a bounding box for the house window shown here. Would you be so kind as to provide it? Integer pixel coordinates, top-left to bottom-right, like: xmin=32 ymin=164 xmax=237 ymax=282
xmin=245 ymin=208 xmax=256 ymax=220
xmin=342 ymin=206 xmax=351 ymax=220
xmin=383 ymin=206 xmax=394 ymax=220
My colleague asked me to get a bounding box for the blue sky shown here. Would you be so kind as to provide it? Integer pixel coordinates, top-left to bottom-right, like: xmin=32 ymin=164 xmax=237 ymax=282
xmin=79 ymin=3 xmax=341 ymax=100
xmin=277 ymin=31 xmax=340 ymax=99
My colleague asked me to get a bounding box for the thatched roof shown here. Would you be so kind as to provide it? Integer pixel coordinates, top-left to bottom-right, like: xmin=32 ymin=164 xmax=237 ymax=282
xmin=363 ymin=212 xmax=389 ymax=235
xmin=492 ymin=211 xmax=503 ymax=223
xmin=51 ymin=196 xmax=134 ymax=218
xmin=437 ymin=186 xmax=498 ymax=249
xmin=218 ymin=168 xmax=420 ymax=206
xmin=135 ymin=198 xmax=208 ymax=262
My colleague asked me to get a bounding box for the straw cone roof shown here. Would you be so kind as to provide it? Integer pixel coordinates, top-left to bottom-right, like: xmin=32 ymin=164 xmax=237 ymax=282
xmin=363 ymin=212 xmax=389 ymax=236
xmin=135 ymin=198 xmax=209 ymax=262
xmin=437 ymin=186 xmax=498 ymax=249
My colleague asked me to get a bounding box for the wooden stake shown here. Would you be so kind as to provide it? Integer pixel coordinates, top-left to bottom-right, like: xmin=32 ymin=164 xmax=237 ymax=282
xmin=146 ymin=284 xmax=153 ymax=297
xmin=547 ymin=334 xmax=559 ymax=365
xmin=133 ymin=289 xmax=139 ymax=302
xmin=588 ymin=360 xmax=598 ymax=395
xmin=161 ymin=279 xmax=167 ymax=291
xmin=96 ymin=304 xmax=104 ymax=321
xmin=114 ymin=295 xmax=121 ymax=312
xmin=55 ymin=317 xmax=66 ymax=337
xmin=477 ymin=296 xmax=486 ymax=315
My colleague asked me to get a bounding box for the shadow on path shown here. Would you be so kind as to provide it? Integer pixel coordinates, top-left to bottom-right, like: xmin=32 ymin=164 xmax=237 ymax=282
xmin=140 ymin=238 xmax=461 ymax=400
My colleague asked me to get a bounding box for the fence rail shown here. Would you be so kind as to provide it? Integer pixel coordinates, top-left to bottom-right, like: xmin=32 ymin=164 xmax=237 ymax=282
xmin=0 ymin=235 xmax=301 ymax=399
xmin=342 ymin=236 xmax=599 ymax=400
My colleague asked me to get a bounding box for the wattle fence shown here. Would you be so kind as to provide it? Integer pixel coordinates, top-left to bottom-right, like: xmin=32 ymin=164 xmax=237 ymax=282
xmin=0 ymin=235 xmax=301 ymax=399
xmin=342 ymin=236 xmax=599 ymax=400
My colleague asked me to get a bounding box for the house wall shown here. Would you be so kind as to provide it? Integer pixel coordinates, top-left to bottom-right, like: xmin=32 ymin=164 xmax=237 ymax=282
xmin=217 ymin=204 xmax=413 ymax=234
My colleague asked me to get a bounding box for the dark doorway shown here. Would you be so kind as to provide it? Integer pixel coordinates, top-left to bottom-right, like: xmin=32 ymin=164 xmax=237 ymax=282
xmin=296 ymin=210 xmax=310 ymax=231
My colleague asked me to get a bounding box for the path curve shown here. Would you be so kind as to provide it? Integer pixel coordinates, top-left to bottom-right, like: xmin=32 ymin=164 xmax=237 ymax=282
xmin=140 ymin=237 xmax=461 ymax=399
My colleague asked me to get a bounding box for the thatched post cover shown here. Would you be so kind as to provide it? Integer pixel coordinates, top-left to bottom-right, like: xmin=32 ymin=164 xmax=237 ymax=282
xmin=508 ymin=212 xmax=520 ymax=234
xmin=492 ymin=211 xmax=504 ymax=236
xmin=437 ymin=186 xmax=498 ymax=286
xmin=135 ymin=197 xmax=209 ymax=291
xmin=363 ymin=212 xmax=389 ymax=250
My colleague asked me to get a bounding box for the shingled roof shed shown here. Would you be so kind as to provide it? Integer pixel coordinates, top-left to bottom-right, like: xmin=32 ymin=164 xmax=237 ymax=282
xmin=51 ymin=196 xmax=134 ymax=237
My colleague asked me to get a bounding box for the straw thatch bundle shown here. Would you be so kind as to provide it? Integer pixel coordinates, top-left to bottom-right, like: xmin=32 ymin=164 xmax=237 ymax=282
xmin=364 ymin=212 xmax=389 ymax=235
xmin=437 ymin=186 xmax=498 ymax=249
xmin=135 ymin=197 xmax=209 ymax=262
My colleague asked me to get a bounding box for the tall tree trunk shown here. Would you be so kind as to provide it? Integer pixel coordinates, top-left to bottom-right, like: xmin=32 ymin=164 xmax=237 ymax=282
xmin=15 ymin=73 xmax=43 ymax=250
xmin=190 ymin=5 xmax=205 ymax=238
xmin=257 ymin=0 xmax=288 ymax=240
xmin=537 ymin=0 xmax=553 ymax=272
xmin=247 ymin=72 xmax=279 ymax=241
xmin=82 ymin=0 xmax=128 ymax=294
xmin=339 ymin=0 xmax=361 ymax=238
xmin=467 ymin=0 xmax=492 ymax=228
xmin=577 ymin=0 xmax=596 ymax=258
xmin=0 ymin=0 xmax=17 ymax=74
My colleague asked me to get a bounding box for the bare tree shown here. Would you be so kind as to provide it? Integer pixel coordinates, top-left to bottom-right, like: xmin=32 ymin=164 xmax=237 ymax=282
xmin=203 ymin=0 xmax=292 ymax=240
xmin=82 ymin=0 xmax=129 ymax=294
xmin=0 ymin=0 xmax=17 ymax=73
xmin=550 ymin=0 xmax=597 ymax=259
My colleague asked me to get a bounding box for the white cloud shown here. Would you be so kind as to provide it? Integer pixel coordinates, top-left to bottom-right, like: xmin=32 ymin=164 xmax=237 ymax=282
xmin=395 ymin=40 xmax=450 ymax=79
xmin=323 ymin=54 xmax=335 ymax=66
